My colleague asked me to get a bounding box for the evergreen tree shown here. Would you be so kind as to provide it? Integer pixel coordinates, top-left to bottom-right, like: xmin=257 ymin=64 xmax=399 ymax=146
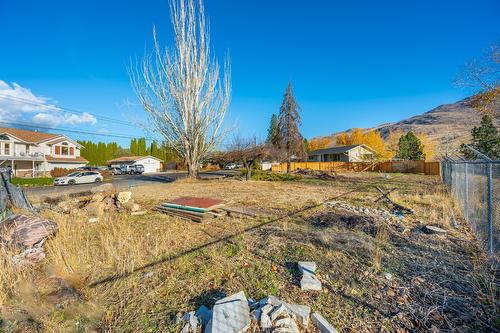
xmin=266 ymin=114 xmax=281 ymax=147
xmin=395 ymin=131 xmax=425 ymax=160
xmin=278 ymin=82 xmax=306 ymax=173
xmin=460 ymin=114 xmax=500 ymax=159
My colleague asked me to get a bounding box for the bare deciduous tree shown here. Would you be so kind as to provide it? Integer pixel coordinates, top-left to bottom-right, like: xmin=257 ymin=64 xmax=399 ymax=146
xmin=226 ymin=137 xmax=268 ymax=180
xmin=456 ymin=42 xmax=499 ymax=117
xmin=130 ymin=0 xmax=231 ymax=178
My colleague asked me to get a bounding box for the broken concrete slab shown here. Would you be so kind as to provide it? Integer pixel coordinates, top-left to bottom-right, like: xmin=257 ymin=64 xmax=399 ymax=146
xmin=182 ymin=311 xmax=199 ymax=332
xmin=260 ymin=311 xmax=272 ymax=330
xmin=298 ymin=261 xmax=317 ymax=275
xmin=258 ymin=296 xmax=310 ymax=326
xmin=298 ymin=261 xmax=322 ymax=291
xmin=301 ymin=273 xmax=322 ymax=291
xmin=207 ymin=291 xmax=251 ymax=333
xmin=270 ymin=303 xmax=288 ymax=322
xmin=312 ymin=312 xmax=339 ymax=333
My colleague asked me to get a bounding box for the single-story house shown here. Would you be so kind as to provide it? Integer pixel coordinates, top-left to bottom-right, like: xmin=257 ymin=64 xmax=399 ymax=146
xmin=308 ymin=144 xmax=376 ymax=162
xmin=107 ymin=156 xmax=162 ymax=173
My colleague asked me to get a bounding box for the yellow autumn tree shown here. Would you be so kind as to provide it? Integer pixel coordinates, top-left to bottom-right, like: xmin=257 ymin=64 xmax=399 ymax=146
xmin=349 ymin=128 xmax=364 ymax=145
xmin=362 ymin=130 xmax=387 ymax=159
xmin=336 ymin=132 xmax=350 ymax=145
xmin=416 ymin=133 xmax=436 ymax=160
xmin=307 ymin=137 xmax=331 ymax=151
xmin=386 ymin=129 xmax=404 ymax=160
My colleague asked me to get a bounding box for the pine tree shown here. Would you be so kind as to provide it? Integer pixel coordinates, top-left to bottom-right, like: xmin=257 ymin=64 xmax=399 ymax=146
xmin=278 ymin=82 xmax=305 ymax=173
xmin=395 ymin=131 xmax=425 ymax=160
xmin=460 ymin=114 xmax=500 ymax=159
xmin=266 ymin=114 xmax=281 ymax=147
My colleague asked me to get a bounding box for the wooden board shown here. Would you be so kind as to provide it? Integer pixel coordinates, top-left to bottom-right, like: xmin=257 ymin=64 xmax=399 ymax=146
xmin=167 ymin=197 xmax=224 ymax=210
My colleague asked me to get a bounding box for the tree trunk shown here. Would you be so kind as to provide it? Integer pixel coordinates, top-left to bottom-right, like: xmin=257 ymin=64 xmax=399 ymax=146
xmin=246 ymin=164 xmax=252 ymax=181
xmin=286 ymin=156 xmax=291 ymax=174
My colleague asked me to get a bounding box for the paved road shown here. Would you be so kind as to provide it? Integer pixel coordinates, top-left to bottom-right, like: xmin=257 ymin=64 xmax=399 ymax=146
xmin=23 ymin=170 xmax=239 ymax=199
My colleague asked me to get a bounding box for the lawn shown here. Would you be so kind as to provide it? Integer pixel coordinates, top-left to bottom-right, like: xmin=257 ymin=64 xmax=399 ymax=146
xmin=11 ymin=177 xmax=53 ymax=187
xmin=1 ymin=173 xmax=497 ymax=332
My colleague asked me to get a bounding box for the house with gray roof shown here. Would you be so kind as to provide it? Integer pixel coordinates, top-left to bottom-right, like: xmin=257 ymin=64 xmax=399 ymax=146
xmin=308 ymin=144 xmax=376 ymax=162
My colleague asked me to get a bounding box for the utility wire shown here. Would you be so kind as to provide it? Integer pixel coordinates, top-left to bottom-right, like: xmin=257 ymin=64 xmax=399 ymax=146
xmin=0 ymin=120 xmax=155 ymax=141
xmin=0 ymin=94 xmax=138 ymax=127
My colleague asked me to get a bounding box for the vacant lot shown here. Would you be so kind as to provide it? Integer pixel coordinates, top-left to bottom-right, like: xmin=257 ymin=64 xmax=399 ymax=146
xmin=1 ymin=173 xmax=497 ymax=332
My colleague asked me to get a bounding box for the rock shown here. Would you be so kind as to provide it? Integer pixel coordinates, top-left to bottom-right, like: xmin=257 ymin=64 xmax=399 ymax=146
xmin=12 ymin=247 xmax=46 ymax=267
xmin=116 ymin=191 xmax=132 ymax=204
xmin=88 ymin=217 xmax=99 ymax=223
xmin=195 ymin=305 xmax=212 ymax=327
xmin=384 ymin=272 xmax=393 ymax=280
xmin=208 ymin=291 xmax=251 ymax=333
xmin=91 ymin=191 xmax=108 ymax=202
xmin=260 ymin=311 xmax=272 ymax=329
xmin=182 ymin=311 xmax=199 ymax=332
xmin=423 ymin=225 xmax=447 ymax=234
xmin=91 ymin=183 xmax=116 ymax=194
xmin=311 ymin=312 xmax=339 ymax=333
xmin=1 ymin=214 xmax=58 ymax=249
xmin=123 ymin=199 xmax=140 ymax=212
xmin=258 ymin=296 xmax=310 ymax=326
xmin=84 ymin=201 xmax=106 ymax=217
xmin=270 ymin=303 xmax=288 ymax=322
xmin=143 ymin=271 xmax=154 ymax=278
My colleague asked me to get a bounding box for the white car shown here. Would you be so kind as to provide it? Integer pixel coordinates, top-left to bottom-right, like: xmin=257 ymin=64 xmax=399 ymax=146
xmin=54 ymin=171 xmax=103 ymax=186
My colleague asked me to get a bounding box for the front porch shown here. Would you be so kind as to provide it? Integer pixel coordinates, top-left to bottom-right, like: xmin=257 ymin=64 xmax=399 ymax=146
xmin=0 ymin=156 xmax=46 ymax=177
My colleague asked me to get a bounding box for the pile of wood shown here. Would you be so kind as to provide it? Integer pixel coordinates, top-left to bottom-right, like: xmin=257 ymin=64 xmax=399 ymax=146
xmin=292 ymin=168 xmax=337 ymax=180
xmin=155 ymin=197 xmax=224 ymax=222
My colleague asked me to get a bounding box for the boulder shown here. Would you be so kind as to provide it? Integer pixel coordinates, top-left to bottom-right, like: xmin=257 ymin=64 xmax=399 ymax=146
xmin=91 ymin=191 xmax=108 ymax=202
xmin=12 ymin=247 xmax=46 ymax=267
xmin=1 ymin=214 xmax=58 ymax=249
xmin=84 ymin=201 xmax=106 ymax=217
xmin=116 ymin=191 xmax=132 ymax=204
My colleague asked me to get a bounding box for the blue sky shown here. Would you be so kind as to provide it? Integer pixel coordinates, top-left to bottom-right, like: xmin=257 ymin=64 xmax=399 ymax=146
xmin=0 ymin=0 xmax=499 ymax=147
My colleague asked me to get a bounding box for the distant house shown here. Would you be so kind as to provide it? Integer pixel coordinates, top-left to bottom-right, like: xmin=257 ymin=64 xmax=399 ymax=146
xmin=107 ymin=156 xmax=162 ymax=173
xmin=308 ymin=144 xmax=376 ymax=162
xmin=0 ymin=127 xmax=88 ymax=177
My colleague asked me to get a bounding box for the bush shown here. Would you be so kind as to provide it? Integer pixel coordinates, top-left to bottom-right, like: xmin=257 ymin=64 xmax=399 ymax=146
xmin=248 ymin=170 xmax=302 ymax=181
xmin=11 ymin=177 xmax=53 ymax=187
xmin=50 ymin=168 xmax=77 ymax=178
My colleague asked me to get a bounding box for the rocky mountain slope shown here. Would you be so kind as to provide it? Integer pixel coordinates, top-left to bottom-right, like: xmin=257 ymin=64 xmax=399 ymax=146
xmin=322 ymin=96 xmax=499 ymax=155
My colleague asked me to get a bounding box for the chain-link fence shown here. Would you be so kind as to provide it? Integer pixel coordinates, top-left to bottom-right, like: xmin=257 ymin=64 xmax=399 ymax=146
xmin=442 ymin=158 xmax=499 ymax=256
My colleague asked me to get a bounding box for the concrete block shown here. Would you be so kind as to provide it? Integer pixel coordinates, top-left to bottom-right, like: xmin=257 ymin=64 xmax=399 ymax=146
xmin=207 ymin=291 xmax=250 ymax=333
xmin=297 ymin=261 xmax=317 ymax=275
xmin=312 ymin=312 xmax=339 ymax=333
xmin=300 ymin=273 xmax=322 ymax=291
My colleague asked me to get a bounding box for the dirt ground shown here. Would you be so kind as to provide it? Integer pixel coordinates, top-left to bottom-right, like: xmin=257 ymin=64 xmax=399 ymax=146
xmin=0 ymin=172 xmax=497 ymax=332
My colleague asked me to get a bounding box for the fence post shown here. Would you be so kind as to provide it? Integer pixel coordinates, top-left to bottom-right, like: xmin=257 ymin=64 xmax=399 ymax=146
xmin=487 ymin=162 xmax=493 ymax=254
xmin=464 ymin=162 xmax=469 ymax=222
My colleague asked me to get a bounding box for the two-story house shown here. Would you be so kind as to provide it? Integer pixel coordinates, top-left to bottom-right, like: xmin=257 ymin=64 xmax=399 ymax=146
xmin=0 ymin=127 xmax=88 ymax=177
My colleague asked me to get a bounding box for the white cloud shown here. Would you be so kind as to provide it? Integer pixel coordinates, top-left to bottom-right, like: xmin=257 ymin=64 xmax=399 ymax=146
xmin=0 ymin=80 xmax=97 ymax=127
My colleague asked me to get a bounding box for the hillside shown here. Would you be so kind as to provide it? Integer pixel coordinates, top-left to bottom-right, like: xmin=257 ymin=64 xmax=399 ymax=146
xmin=322 ymin=96 xmax=499 ymax=155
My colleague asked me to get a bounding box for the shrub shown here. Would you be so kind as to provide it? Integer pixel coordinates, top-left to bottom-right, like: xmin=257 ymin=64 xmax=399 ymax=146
xmin=50 ymin=168 xmax=77 ymax=178
xmin=249 ymin=170 xmax=302 ymax=181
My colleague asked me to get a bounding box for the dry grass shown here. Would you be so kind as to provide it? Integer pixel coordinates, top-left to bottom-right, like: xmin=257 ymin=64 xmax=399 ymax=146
xmin=0 ymin=173 xmax=497 ymax=332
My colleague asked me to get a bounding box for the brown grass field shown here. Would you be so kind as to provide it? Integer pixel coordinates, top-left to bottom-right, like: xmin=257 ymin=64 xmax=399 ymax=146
xmin=0 ymin=172 xmax=497 ymax=332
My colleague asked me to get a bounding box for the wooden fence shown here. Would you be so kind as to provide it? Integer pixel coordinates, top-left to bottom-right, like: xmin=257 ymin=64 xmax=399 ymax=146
xmin=271 ymin=161 xmax=441 ymax=175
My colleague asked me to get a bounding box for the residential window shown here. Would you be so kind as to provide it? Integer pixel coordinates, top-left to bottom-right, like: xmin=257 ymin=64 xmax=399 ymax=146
xmin=0 ymin=134 xmax=9 ymax=140
xmin=61 ymin=142 xmax=69 ymax=156
xmin=4 ymin=143 xmax=10 ymax=155
xmin=25 ymin=144 xmax=30 ymax=154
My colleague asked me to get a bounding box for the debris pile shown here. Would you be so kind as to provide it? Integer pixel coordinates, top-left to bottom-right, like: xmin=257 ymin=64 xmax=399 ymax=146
xmin=179 ymin=291 xmax=338 ymax=333
xmin=0 ymin=214 xmax=58 ymax=267
xmin=49 ymin=184 xmax=143 ymax=217
xmin=325 ymin=200 xmax=394 ymax=221
xmin=156 ymin=197 xmax=224 ymax=222
xmin=292 ymin=168 xmax=337 ymax=180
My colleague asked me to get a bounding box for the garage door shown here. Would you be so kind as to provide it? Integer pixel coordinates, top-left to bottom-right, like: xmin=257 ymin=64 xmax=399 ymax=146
xmin=137 ymin=158 xmax=160 ymax=173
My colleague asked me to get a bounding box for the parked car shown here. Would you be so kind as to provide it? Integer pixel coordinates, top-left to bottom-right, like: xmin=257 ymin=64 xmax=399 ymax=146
xmin=224 ymin=163 xmax=243 ymax=170
xmin=54 ymin=171 xmax=103 ymax=186
xmin=109 ymin=167 xmax=123 ymax=175
xmin=130 ymin=164 xmax=145 ymax=175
